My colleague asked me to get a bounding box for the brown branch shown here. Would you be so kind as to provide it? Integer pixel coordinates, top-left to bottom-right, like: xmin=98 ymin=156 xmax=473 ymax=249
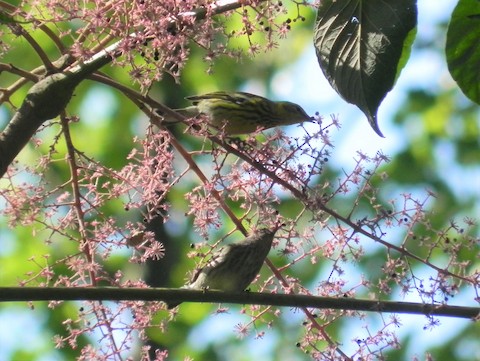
xmin=0 ymin=0 xmax=255 ymax=178
xmin=10 ymin=23 xmax=56 ymax=71
xmin=1 ymin=287 xmax=478 ymax=320
xmin=0 ymin=49 xmax=112 ymax=177
xmin=210 ymin=136 xmax=476 ymax=285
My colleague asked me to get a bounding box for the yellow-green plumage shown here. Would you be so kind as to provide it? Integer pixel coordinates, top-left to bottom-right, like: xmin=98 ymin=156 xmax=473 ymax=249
xmin=171 ymin=91 xmax=313 ymax=135
xmin=167 ymin=228 xmax=277 ymax=308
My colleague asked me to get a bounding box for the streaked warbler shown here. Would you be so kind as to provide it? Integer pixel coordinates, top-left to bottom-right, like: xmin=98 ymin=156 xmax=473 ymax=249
xmin=164 ymin=91 xmax=313 ymax=134
xmin=166 ymin=227 xmax=277 ymax=308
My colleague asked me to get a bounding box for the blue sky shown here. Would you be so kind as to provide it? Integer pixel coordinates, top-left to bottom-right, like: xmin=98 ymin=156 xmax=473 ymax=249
xmin=1 ymin=0 xmax=478 ymax=360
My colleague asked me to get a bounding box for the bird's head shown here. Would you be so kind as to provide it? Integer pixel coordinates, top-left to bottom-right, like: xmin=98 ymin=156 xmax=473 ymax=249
xmin=276 ymin=101 xmax=314 ymax=125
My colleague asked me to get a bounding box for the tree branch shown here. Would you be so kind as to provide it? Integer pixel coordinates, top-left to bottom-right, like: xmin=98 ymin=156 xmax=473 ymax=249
xmin=0 ymin=0 xmax=250 ymax=177
xmin=0 ymin=53 xmax=111 ymax=176
xmin=1 ymin=287 xmax=478 ymax=319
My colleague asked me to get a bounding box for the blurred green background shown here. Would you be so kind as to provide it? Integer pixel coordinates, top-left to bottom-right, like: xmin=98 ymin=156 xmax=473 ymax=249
xmin=0 ymin=0 xmax=478 ymax=360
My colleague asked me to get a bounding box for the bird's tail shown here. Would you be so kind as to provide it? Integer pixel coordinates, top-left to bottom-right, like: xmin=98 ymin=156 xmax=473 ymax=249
xmin=166 ymin=301 xmax=181 ymax=309
xmin=165 ymin=284 xmax=191 ymax=309
xmin=156 ymin=106 xmax=199 ymax=124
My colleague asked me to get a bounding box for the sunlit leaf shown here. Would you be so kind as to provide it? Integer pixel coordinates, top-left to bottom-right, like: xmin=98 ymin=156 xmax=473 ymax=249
xmin=446 ymin=0 xmax=480 ymax=104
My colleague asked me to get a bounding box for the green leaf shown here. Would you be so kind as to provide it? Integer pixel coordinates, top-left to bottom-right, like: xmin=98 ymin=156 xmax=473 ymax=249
xmin=313 ymin=0 xmax=417 ymax=137
xmin=446 ymin=0 xmax=480 ymax=104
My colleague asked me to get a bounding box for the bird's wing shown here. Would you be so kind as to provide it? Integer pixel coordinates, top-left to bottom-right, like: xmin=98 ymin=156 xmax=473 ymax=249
xmin=188 ymin=245 xmax=231 ymax=284
xmin=186 ymin=92 xmax=268 ymax=105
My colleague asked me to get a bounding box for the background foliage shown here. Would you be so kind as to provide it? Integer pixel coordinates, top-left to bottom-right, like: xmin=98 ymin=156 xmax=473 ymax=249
xmin=0 ymin=0 xmax=478 ymax=360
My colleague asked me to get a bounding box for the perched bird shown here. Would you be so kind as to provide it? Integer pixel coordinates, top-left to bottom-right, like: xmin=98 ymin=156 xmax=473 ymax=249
xmin=163 ymin=91 xmax=313 ymax=135
xmin=167 ymin=227 xmax=278 ymax=308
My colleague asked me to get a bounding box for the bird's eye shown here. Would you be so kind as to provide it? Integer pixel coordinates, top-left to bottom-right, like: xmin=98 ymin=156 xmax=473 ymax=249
xmin=293 ymin=105 xmax=305 ymax=114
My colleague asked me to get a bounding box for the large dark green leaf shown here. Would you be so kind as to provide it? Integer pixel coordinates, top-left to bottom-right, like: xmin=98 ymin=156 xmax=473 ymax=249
xmin=314 ymin=0 xmax=417 ymax=137
xmin=446 ymin=0 xmax=480 ymax=104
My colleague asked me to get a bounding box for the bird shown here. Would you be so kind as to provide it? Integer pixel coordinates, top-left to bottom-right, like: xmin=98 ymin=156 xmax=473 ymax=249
xmin=167 ymin=227 xmax=278 ymax=308
xmin=161 ymin=91 xmax=313 ymax=135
